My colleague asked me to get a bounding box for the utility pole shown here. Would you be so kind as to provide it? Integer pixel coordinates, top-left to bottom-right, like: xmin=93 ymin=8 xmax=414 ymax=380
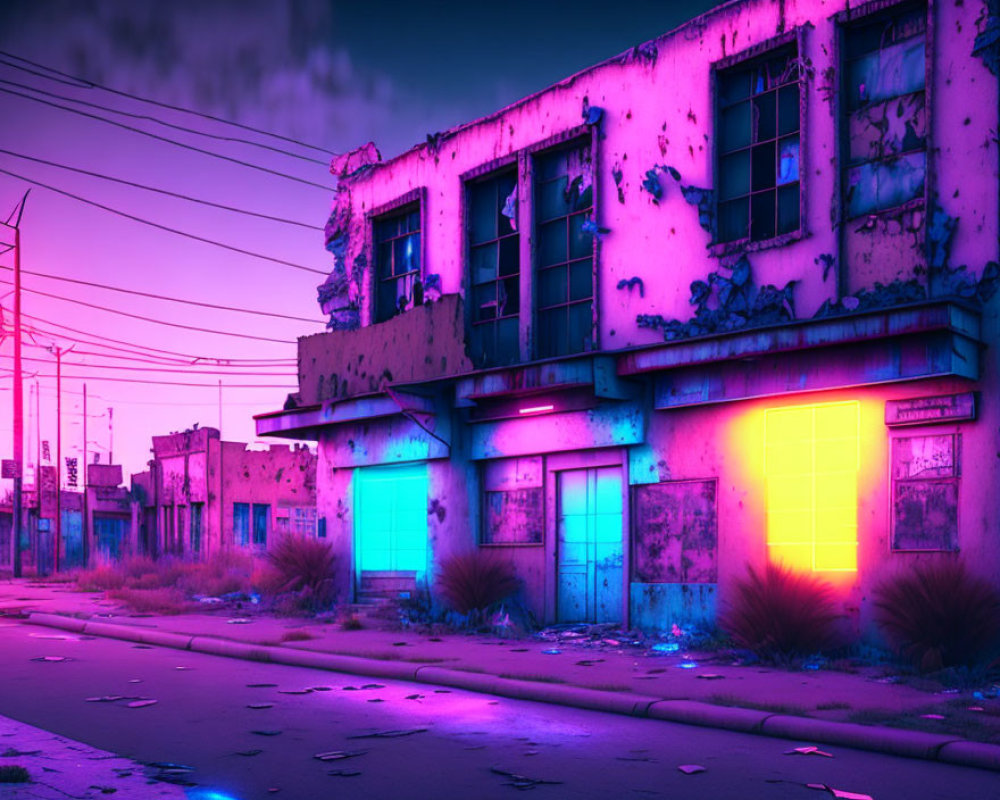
xmin=82 ymin=383 xmax=88 ymax=566
xmin=50 ymin=344 xmax=73 ymax=573
xmin=108 ymin=407 xmax=113 ymax=464
xmin=218 ymin=379 xmax=222 ymax=435
xmin=3 ymin=191 xmax=29 ymax=577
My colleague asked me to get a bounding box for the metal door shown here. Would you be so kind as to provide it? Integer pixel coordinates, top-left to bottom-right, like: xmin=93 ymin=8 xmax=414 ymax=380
xmin=94 ymin=516 xmax=126 ymax=561
xmin=62 ymin=510 xmax=84 ymax=569
xmin=556 ymin=466 xmax=623 ymax=623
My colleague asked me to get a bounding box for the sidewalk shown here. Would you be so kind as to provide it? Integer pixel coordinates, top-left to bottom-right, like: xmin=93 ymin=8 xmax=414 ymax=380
xmin=3 ymin=579 xmax=999 ymax=773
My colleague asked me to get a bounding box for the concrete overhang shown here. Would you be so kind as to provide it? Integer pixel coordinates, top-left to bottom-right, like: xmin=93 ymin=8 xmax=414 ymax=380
xmin=255 ymin=391 xmax=436 ymax=440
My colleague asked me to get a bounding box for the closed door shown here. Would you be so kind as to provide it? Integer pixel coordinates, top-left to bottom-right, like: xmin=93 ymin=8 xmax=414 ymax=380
xmin=62 ymin=510 xmax=84 ymax=568
xmin=557 ymin=466 xmax=623 ymax=623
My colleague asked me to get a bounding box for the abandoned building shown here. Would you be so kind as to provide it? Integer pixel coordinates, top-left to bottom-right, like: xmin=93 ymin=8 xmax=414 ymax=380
xmin=256 ymin=0 xmax=1000 ymax=634
xmin=131 ymin=427 xmax=318 ymax=558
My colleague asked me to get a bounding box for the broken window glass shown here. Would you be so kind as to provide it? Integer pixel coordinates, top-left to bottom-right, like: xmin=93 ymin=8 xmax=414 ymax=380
xmin=891 ymin=433 xmax=960 ymax=551
xmin=534 ymin=142 xmax=594 ymax=358
xmin=716 ymin=44 xmax=800 ymax=244
xmin=842 ymin=4 xmax=927 ymax=218
xmin=374 ymin=203 xmax=421 ymax=322
xmin=468 ymin=169 xmax=520 ymax=367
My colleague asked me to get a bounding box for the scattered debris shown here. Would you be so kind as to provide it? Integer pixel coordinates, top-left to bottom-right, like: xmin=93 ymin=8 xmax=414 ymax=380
xmin=227 ymin=618 xmax=252 ymax=624
xmin=920 ymin=714 xmax=946 ymax=720
xmin=328 ymin=769 xmax=362 ymax=777
xmin=247 ymin=703 xmax=274 ymax=710
xmin=490 ymin=766 xmax=563 ymax=791
xmin=651 ymin=643 xmax=679 ymax=654
xmin=235 ymin=749 xmax=263 ymax=757
xmin=575 ymin=660 xmax=605 ymax=667
xmin=347 ymin=729 xmax=428 ymax=739
xmin=278 ymin=689 xmax=313 ymax=695
xmin=314 ymin=750 xmax=367 ymax=762
xmin=405 ymin=694 xmax=424 ymax=700
xmin=541 ymin=649 xmax=562 ymax=655
xmin=126 ymin=700 xmax=157 ymax=709
xmin=696 ymin=674 xmax=724 ymax=680
xmin=677 ymin=765 xmax=706 ymax=775
xmin=31 ymin=656 xmax=70 ymax=662
xmin=360 ymin=684 xmax=385 ymax=690
xmin=807 ymin=785 xmax=874 ymax=800
xmin=1 ymin=748 xmax=40 ymax=757
xmin=309 ymin=686 xmax=333 ymax=692
xmin=247 ymin=683 xmax=277 ymax=688
xmin=785 ymin=746 xmax=833 ymax=758
xmin=251 ymin=730 xmax=282 ymax=737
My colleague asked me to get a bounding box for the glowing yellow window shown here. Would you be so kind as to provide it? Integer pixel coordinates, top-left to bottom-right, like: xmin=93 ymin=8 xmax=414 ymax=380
xmin=764 ymin=401 xmax=859 ymax=572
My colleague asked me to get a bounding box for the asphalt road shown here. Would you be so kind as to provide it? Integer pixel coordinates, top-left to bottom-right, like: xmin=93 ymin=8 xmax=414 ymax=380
xmin=0 ymin=621 xmax=997 ymax=800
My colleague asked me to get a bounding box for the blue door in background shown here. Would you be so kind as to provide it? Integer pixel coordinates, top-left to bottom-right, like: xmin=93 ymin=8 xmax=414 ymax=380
xmin=94 ymin=516 xmax=126 ymax=560
xmin=557 ymin=467 xmax=624 ymax=623
xmin=62 ymin=510 xmax=84 ymax=569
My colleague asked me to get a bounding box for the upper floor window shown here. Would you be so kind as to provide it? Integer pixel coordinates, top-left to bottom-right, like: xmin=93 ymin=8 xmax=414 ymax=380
xmin=374 ymin=203 xmax=421 ymax=322
xmin=468 ymin=169 xmax=520 ymax=367
xmin=842 ymin=3 xmax=926 ymax=218
xmin=716 ymin=45 xmax=801 ymax=245
xmin=534 ymin=142 xmax=594 ymax=358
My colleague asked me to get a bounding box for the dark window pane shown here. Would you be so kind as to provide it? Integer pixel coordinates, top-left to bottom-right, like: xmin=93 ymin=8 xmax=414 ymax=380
xmin=499 ymin=235 xmax=519 ymax=276
xmin=751 ymin=142 xmax=776 ymax=191
xmin=753 ymin=90 xmax=777 ymax=142
xmin=570 ymin=179 xmax=593 ymax=212
xmin=569 ymin=213 xmax=591 ymax=260
xmin=375 ymin=216 xmax=397 ymax=242
xmin=750 ymin=191 xmax=776 ymax=241
xmin=719 ymin=150 xmax=751 ymax=200
xmin=537 ymin=308 xmax=562 ymax=358
xmin=408 ymin=233 xmax=420 ymax=273
xmin=777 ymin=136 xmax=799 ymax=185
xmin=496 ymin=317 xmax=519 ymax=364
xmin=719 ymin=70 xmax=750 ymax=105
xmin=407 ymin=209 xmax=420 ymax=233
xmin=569 ymin=259 xmax=593 ymax=302
xmin=718 ymin=199 xmax=749 ymax=243
xmin=778 ymin=85 xmax=799 ymax=136
xmin=471 ymin=243 xmax=496 ymax=285
xmin=469 ymin=181 xmax=496 ymax=243
xmin=538 ymin=219 xmax=567 ymax=267
xmin=500 ymin=276 xmax=520 ymax=317
xmin=377 ymin=242 xmax=392 ymax=279
xmin=777 ymin=183 xmax=800 ymax=235
xmin=377 ymin=282 xmax=397 ymax=321
xmin=392 ymin=237 xmax=409 ymax=276
xmin=567 ymin=302 xmax=593 ymax=353
xmin=535 ymin=151 xmax=565 ymax=182
xmin=876 ymin=151 xmax=925 ymax=209
xmin=538 ymin=176 xmax=569 ymax=221
xmin=845 ymin=162 xmax=877 ymax=218
xmin=538 ymin=265 xmax=566 ymax=308
xmin=720 ymin=101 xmax=751 ymax=153
xmin=474 ymin=283 xmax=497 ymax=321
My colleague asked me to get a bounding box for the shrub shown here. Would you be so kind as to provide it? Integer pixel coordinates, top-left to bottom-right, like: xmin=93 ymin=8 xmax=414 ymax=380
xmin=76 ymin=564 xmax=126 ymax=592
xmin=873 ymin=560 xmax=1000 ymax=672
xmin=436 ymin=549 xmax=520 ymax=616
xmin=719 ymin=562 xmax=843 ymax=662
xmin=264 ymin=535 xmax=337 ymax=611
xmin=106 ymin=587 xmax=195 ymax=615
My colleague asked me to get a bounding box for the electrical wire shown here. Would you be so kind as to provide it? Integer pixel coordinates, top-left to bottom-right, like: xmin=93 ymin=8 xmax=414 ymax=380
xmin=0 ymin=279 xmax=301 ymax=343
xmin=0 ymin=264 xmax=325 ymax=323
xmin=2 ymin=353 xmax=294 ymax=377
xmin=0 ymin=50 xmax=337 ymax=156
xmin=0 ymin=79 xmax=329 ymax=166
xmin=0 ymin=149 xmax=322 ymax=230
xmin=0 ymin=86 xmax=333 ymax=191
xmin=10 ymin=370 xmax=296 ymax=388
xmin=0 ymin=168 xmax=330 ymax=275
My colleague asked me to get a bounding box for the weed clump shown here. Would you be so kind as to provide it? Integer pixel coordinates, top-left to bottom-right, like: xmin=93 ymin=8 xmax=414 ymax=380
xmin=436 ymin=549 xmax=520 ymax=617
xmin=874 ymin=560 xmax=1000 ymax=672
xmin=264 ymin=534 xmax=337 ymax=612
xmin=719 ymin=562 xmax=843 ymax=663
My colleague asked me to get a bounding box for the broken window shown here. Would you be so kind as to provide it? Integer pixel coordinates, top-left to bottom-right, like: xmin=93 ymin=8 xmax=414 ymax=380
xmin=632 ymin=480 xmax=718 ymax=583
xmin=716 ymin=45 xmax=801 ymax=244
xmin=233 ymin=502 xmax=250 ymax=547
xmin=891 ymin=433 xmax=960 ymax=551
xmin=843 ymin=4 xmax=926 ymax=218
xmin=468 ymin=169 xmax=520 ymax=367
xmin=534 ymin=141 xmax=594 ymax=358
xmin=374 ymin=203 xmax=421 ymax=322
xmin=764 ymin=401 xmax=860 ymax=572
xmin=190 ymin=502 xmax=203 ymax=554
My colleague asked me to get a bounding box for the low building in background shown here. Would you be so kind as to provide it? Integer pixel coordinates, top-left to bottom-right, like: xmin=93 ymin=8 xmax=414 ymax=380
xmin=132 ymin=426 xmax=317 ymax=559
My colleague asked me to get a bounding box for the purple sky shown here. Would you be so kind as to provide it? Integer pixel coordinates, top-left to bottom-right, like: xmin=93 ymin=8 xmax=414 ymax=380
xmin=0 ymin=0 xmax=723 ymax=484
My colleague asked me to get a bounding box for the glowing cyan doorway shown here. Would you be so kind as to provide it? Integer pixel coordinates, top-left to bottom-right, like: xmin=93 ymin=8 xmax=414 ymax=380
xmin=556 ymin=467 xmax=624 ymax=623
xmin=354 ymin=463 xmax=429 ymax=581
xmin=764 ymin=401 xmax=860 ymax=572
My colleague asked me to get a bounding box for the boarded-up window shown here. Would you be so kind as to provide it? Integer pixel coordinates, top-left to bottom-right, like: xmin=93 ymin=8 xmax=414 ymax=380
xmin=632 ymin=480 xmax=718 ymax=583
xmin=482 ymin=456 xmax=544 ymax=545
xmin=891 ymin=433 xmax=960 ymax=551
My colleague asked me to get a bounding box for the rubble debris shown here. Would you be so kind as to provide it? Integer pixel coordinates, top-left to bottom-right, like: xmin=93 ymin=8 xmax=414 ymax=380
xmin=247 ymin=703 xmax=274 ymax=710
xmin=784 ymin=746 xmax=833 ymax=757
xmin=677 ymin=765 xmax=706 ymax=774
xmin=490 ymin=766 xmax=563 ymax=791
xmin=251 ymin=730 xmax=282 ymax=737
xmin=31 ymin=656 xmax=70 ymax=662
xmin=278 ymin=689 xmax=313 ymax=695
xmin=235 ymin=749 xmax=263 ymax=757
xmin=808 ymin=785 xmax=874 ymax=800
xmin=126 ymin=700 xmax=157 ymax=708
xmin=314 ymin=750 xmax=367 ymax=762
xmin=328 ymin=769 xmax=361 ymax=777
xmin=347 ymin=729 xmax=428 ymax=739
xmin=247 ymin=683 xmax=277 ymax=688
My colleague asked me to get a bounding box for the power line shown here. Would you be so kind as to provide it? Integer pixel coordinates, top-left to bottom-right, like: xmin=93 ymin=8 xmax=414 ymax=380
xmin=0 ymin=278 xmax=300 ymax=343
xmin=0 ymin=167 xmax=329 ymax=276
xmin=8 ymin=370 xmax=296 ymax=388
xmin=0 ymin=149 xmax=322 ymax=230
xmin=2 ymin=353 xmax=294 ymax=377
xmin=17 ymin=310 xmax=296 ymax=364
xmin=0 ymin=50 xmax=337 ymax=156
xmin=0 ymin=263 xmax=325 ymax=323
xmin=0 ymin=86 xmax=333 ymax=192
xmin=0 ymin=79 xmax=329 ymax=166
xmin=39 ymin=346 xmax=294 ymax=369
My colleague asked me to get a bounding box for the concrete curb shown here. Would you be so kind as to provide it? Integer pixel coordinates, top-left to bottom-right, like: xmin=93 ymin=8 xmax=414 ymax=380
xmin=25 ymin=612 xmax=1000 ymax=773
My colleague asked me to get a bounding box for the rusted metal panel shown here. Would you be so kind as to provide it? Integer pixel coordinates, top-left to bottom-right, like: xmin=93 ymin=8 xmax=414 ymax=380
xmin=483 ymin=489 xmax=543 ymax=544
xmin=629 ymin=583 xmax=718 ymax=632
xmin=632 ymin=480 xmax=718 ymax=584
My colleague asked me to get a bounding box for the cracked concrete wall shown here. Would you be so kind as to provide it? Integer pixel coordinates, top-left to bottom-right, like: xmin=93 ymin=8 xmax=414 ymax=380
xmin=328 ymin=0 xmax=997 ymax=350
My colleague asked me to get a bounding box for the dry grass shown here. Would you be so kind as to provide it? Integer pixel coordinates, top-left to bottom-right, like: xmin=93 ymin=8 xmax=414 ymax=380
xmin=265 ymin=535 xmax=337 ymax=611
xmin=436 ymin=550 xmax=520 ymax=615
xmin=873 ymin=560 xmax=1000 ymax=671
xmin=719 ymin=562 xmax=844 ymax=662
xmin=280 ymin=629 xmax=316 ymax=643
xmin=106 ymin=586 xmax=195 ymax=615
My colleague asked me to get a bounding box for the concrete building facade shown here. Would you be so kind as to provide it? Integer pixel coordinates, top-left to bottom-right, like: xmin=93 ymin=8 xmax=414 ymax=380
xmin=257 ymin=0 xmax=1000 ymax=635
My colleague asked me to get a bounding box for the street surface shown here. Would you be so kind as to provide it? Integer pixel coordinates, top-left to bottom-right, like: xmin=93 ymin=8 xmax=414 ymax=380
xmin=0 ymin=621 xmax=997 ymax=800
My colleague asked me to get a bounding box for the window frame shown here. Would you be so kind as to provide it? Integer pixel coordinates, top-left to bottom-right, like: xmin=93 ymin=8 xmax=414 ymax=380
xmin=710 ymin=28 xmax=808 ymax=257
xmin=367 ymin=188 xmax=427 ymax=325
xmin=833 ymin=0 xmax=933 ymax=241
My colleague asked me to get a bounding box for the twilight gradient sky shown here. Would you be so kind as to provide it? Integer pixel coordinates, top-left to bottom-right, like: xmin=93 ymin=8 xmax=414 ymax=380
xmin=0 ymin=0 xmax=722 ymax=484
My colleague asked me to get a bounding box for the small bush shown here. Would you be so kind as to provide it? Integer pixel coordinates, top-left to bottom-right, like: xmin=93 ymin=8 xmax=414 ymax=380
xmin=76 ymin=564 xmax=125 ymax=592
xmin=719 ymin=562 xmax=843 ymax=662
xmin=107 ymin=587 xmax=195 ymax=615
xmin=873 ymin=560 xmax=1000 ymax=672
xmin=265 ymin=535 xmax=337 ymax=611
xmin=0 ymin=765 xmax=30 ymax=783
xmin=436 ymin=550 xmax=520 ymax=616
